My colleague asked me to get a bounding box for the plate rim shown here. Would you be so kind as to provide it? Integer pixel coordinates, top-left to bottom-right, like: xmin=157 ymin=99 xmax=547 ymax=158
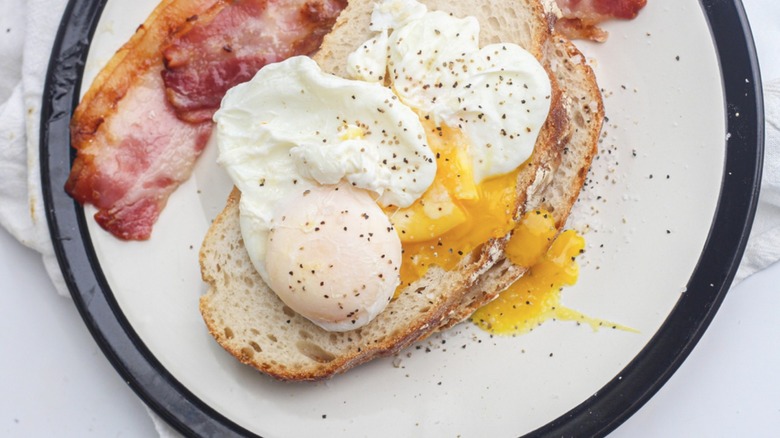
xmin=39 ymin=0 xmax=763 ymax=437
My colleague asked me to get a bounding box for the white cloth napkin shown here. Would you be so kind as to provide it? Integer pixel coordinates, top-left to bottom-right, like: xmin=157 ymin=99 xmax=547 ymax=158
xmin=0 ymin=0 xmax=777 ymax=436
xmin=734 ymin=80 xmax=780 ymax=282
xmin=0 ymin=0 xmax=67 ymax=296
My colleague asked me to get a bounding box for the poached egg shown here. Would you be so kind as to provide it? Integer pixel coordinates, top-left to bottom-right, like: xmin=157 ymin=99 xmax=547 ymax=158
xmin=265 ymin=183 xmax=402 ymax=331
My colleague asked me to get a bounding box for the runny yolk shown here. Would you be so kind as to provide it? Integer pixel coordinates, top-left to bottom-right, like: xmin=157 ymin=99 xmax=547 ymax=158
xmin=472 ymin=226 xmax=585 ymax=335
xmin=387 ymin=121 xmax=520 ymax=297
xmin=472 ymin=222 xmax=635 ymax=335
xmin=505 ymin=209 xmax=558 ymax=267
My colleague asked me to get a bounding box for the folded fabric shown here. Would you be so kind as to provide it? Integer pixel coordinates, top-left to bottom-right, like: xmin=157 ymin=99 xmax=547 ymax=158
xmin=0 ymin=0 xmax=68 ymax=296
xmin=734 ymin=78 xmax=780 ymax=282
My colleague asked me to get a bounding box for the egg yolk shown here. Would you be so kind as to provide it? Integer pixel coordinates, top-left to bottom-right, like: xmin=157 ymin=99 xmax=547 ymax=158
xmin=388 ymin=121 xmax=520 ymax=296
xmin=505 ymin=209 xmax=558 ymax=267
xmin=472 ymin=227 xmax=584 ymax=334
xmin=472 ymin=225 xmax=636 ymax=335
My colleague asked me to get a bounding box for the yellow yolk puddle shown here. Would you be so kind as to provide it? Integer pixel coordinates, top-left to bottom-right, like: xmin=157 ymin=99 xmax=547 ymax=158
xmin=388 ymin=121 xmax=520 ymax=297
xmin=473 ymin=217 xmax=636 ymax=335
xmin=473 ymin=228 xmax=586 ymax=334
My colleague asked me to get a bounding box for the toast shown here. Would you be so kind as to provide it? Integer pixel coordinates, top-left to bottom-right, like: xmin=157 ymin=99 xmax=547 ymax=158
xmin=199 ymin=0 xmax=600 ymax=380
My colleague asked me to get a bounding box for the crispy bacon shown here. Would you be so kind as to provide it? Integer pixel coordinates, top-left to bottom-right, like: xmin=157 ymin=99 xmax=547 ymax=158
xmin=67 ymin=0 xmax=217 ymax=240
xmin=554 ymin=0 xmax=647 ymax=42
xmin=161 ymin=0 xmax=347 ymax=123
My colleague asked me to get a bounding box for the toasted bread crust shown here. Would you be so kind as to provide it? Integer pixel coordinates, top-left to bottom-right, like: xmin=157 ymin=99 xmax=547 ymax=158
xmin=199 ymin=1 xmax=601 ymax=381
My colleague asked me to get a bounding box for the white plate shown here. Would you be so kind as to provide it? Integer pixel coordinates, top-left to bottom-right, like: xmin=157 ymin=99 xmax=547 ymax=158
xmin=41 ymin=0 xmax=762 ymax=436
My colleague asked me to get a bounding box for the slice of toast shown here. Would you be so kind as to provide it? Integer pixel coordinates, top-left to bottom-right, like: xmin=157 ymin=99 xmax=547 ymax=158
xmin=199 ymin=0 xmax=595 ymax=381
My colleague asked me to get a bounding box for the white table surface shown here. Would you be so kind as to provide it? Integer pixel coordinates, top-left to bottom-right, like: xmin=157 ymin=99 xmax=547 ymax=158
xmin=2 ymin=0 xmax=779 ymax=436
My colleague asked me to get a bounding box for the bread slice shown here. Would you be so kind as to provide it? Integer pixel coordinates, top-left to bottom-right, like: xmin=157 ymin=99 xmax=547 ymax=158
xmin=199 ymin=0 xmax=595 ymax=381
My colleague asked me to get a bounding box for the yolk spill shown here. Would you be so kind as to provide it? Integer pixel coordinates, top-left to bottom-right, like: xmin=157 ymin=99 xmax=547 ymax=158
xmin=388 ymin=121 xmax=520 ymax=297
xmin=472 ymin=217 xmax=635 ymax=335
xmin=473 ymin=227 xmax=585 ymax=334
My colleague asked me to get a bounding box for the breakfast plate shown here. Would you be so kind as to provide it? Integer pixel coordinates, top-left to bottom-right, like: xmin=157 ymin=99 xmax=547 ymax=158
xmin=41 ymin=0 xmax=763 ymax=436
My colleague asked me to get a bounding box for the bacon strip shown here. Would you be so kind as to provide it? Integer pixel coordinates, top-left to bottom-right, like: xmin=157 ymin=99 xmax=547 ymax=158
xmin=162 ymin=0 xmax=347 ymax=123
xmin=67 ymin=0 xmax=218 ymax=240
xmin=554 ymin=0 xmax=647 ymax=42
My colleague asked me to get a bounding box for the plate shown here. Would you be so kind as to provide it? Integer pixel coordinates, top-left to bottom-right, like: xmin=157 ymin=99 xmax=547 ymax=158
xmin=40 ymin=0 xmax=763 ymax=436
